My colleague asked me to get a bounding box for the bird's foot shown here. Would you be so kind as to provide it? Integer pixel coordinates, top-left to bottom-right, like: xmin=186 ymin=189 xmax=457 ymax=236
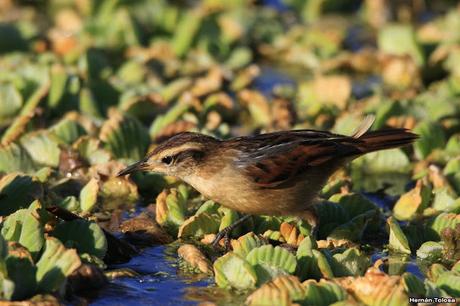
xmin=211 ymin=215 xmax=252 ymax=251
xmin=211 ymin=228 xmax=232 ymax=251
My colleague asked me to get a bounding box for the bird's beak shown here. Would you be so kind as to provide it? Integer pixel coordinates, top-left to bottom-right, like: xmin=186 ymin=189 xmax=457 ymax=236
xmin=117 ymin=160 xmax=149 ymax=177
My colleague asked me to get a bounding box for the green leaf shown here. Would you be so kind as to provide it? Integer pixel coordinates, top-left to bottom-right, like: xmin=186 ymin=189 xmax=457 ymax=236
xmin=328 ymin=210 xmax=377 ymax=242
xmin=219 ymin=208 xmax=240 ymax=232
xmin=0 ymin=83 xmax=22 ymax=122
xmin=172 ymin=10 xmax=202 ymax=57
xmin=413 ymin=121 xmax=446 ymax=160
xmin=19 ymin=131 xmax=61 ymax=167
xmin=79 ymin=87 xmax=102 ymax=118
xmin=435 ymin=271 xmax=460 ymax=297
xmin=52 ymin=219 xmax=107 ymax=259
xmin=444 ymin=157 xmax=460 ymax=195
xmin=99 ymin=109 xmax=150 ymax=162
xmin=246 ymin=275 xmax=304 ymax=306
xmin=330 ymin=193 xmax=378 ymax=219
xmin=232 ymin=232 xmax=266 ymax=258
xmin=351 ymin=149 xmax=411 ymax=195
xmin=388 ymin=217 xmax=411 ymax=254
xmin=34 ymin=167 xmax=53 ymax=183
xmin=156 ymin=188 xmax=188 ymax=235
xmin=0 ymin=143 xmax=36 ymax=173
xmin=49 ymin=117 xmax=86 ymax=145
xmin=393 ymin=181 xmax=432 ymax=221
xmin=313 ymin=250 xmax=335 ymax=278
xmin=432 ymin=188 xmax=460 ymax=213
xmin=177 ymin=213 xmax=219 ymax=239
xmin=0 ymin=173 xmax=42 ymax=216
xmin=416 ymin=241 xmax=443 ymax=262
xmin=378 ymin=24 xmax=424 ymax=65
xmin=195 ymin=200 xmax=220 ymax=216
xmin=36 ymin=237 xmax=81 ymax=293
xmin=79 ymin=178 xmax=99 ymax=213
xmin=1 ymin=201 xmax=44 ymax=259
xmin=302 ymin=281 xmax=347 ymax=306
xmin=0 ymin=275 xmax=15 ymax=300
xmin=246 ymin=245 xmax=297 ymax=285
xmin=296 ymin=236 xmax=320 ymax=281
xmin=428 ymin=213 xmax=460 ymax=240
xmin=402 ymin=272 xmax=425 ymax=297
xmin=99 ymin=177 xmax=139 ymax=210
xmin=330 ymin=248 xmax=370 ymax=277
xmin=5 ymin=245 xmax=37 ymax=300
xmin=56 ymin=196 xmax=80 ymax=213
xmin=73 ymin=136 xmax=111 ymax=165
xmin=214 ymin=252 xmax=257 ymax=290
xmin=149 ymin=102 xmax=190 ymax=138
xmin=47 ymin=65 xmax=69 ymax=110
xmin=317 ymin=201 xmax=348 ymax=238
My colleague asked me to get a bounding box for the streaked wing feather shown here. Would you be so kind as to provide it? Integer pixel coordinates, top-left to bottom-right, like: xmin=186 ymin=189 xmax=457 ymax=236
xmin=235 ymin=132 xmax=362 ymax=187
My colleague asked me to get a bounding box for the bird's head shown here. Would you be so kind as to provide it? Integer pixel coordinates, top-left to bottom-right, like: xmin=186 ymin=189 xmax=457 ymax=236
xmin=117 ymin=132 xmax=220 ymax=178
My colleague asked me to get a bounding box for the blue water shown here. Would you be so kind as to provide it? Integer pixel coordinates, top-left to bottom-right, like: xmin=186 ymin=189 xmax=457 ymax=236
xmin=91 ymin=246 xmax=211 ymax=306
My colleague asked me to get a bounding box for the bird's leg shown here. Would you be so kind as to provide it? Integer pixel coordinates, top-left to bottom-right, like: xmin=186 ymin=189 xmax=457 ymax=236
xmin=211 ymin=214 xmax=251 ymax=249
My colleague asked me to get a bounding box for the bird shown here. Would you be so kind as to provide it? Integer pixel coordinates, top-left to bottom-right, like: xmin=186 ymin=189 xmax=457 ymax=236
xmin=117 ymin=116 xmax=417 ymax=247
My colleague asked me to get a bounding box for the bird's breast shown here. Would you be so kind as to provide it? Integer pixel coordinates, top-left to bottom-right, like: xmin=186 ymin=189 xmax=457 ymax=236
xmin=182 ymin=165 xmax=319 ymax=216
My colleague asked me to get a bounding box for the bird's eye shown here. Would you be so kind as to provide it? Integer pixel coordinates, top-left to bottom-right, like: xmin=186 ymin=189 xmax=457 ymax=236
xmin=161 ymin=156 xmax=173 ymax=165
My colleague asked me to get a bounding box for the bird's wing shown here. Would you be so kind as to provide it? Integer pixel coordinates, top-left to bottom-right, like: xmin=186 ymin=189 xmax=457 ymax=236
xmin=234 ymin=131 xmax=362 ymax=188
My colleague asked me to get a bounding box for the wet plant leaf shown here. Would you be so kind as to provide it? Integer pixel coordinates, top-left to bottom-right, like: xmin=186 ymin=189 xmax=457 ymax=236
xmin=172 ymin=9 xmax=202 ymax=57
xmin=232 ymin=232 xmax=266 ymax=258
xmin=214 ymin=252 xmax=257 ymax=290
xmin=393 ymin=180 xmax=431 ymax=221
xmin=416 ymin=241 xmax=443 ymax=262
xmin=435 ymin=270 xmax=460 ymax=297
xmin=351 ymin=149 xmax=411 ymax=195
xmin=0 ymin=143 xmax=36 ymax=173
xmin=49 ymin=117 xmax=86 ymax=145
xmin=302 ymin=280 xmax=348 ymax=306
xmin=177 ymin=244 xmax=212 ymax=274
xmin=74 ymin=136 xmax=111 ymax=165
xmin=0 ymin=173 xmax=42 ymax=216
xmin=246 ymin=275 xmax=304 ymax=306
xmin=378 ymin=24 xmax=424 ymax=65
xmin=413 ymin=121 xmax=446 ymax=160
xmin=36 ymin=237 xmax=81 ymax=293
xmin=428 ymin=213 xmax=460 ymax=240
xmin=246 ymin=245 xmax=297 ymax=285
xmin=0 ymin=83 xmax=22 ymax=122
xmin=388 ymin=217 xmax=411 ymax=254
xmin=178 ymin=213 xmax=219 ymax=239
xmin=100 ymin=109 xmax=150 ymax=162
xmin=334 ymin=267 xmax=409 ymax=306
xmin=19 ymin=131 xmax=61 ymax=168
xmin=219 ymin=208 xmax=240 ymax=233
xmin=52 ymin=219 xmax=107 ymax=259
xmin=156 ymin=188 xmax=187 ymax=234
xmin=79 ymin=178 xmax=99 ymax=213
xmin=444 ymin=157 xmax=460 ymax=195
xmin=5 ymin=243 xmax=37 ymax=300
xmin=401 ymin=272 xmax=425 ymax=297
xmin=330 ymin=248 xmax=371 ymax=277
xmin=1 ymin=201 xmax=44 ymax=259
xmin=99 ymin=177 xmax=138 ymax=210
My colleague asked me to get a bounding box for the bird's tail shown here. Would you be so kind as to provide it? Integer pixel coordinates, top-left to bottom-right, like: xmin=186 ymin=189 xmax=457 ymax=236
xmin=350 ymin=115 xmax=418 ymax=153
xmin=356 ymin=128 xmax=418 ymax=153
